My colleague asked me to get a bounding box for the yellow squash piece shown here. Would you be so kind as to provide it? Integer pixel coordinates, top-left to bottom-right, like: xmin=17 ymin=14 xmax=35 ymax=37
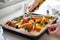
xmin=16 ymin=20 xmax=23 ymax=25
xmin=36 ymin=23 xmax=44 ymax=30
xmin=28 ymin=19 xmax=34 ymax=24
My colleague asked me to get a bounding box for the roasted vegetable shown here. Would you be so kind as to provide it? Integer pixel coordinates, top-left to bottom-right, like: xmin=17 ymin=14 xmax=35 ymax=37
xmin=22 ymin=23 xmax=33 ymax=32
xmin=15 ymin=25 xmax=18 ymax=29
xmin=36 ymin=23 xmax=44 ymax=30
xmin=35 ymin=28 xmax=41 ymax=32
xmin=6 ymin=21 xmax=13 ymax=26
xmin=12 ymin=20 xmax=17 ymax=24
xmin=41 ymin=18 xmax=45 ymax=24
xmin=44 ymin=22 xmax=48 ymax=25
xmin=24 ymin=27 xmax=30 ymax=32
xmin=23 ymin=23 xmax=33 ymax=29
xmin=16 ymin=20 xmax=23 ymax=25
xmin=18 ymin=25 xmax=23 ymax=28
xmin=35 ymin=18 xmax=41 ymax=23
xmin=24 ymin=18 xmax=30 ymax=23
xmin=28 ymin=19 xmax=35 ymax=24
xmin=13 ymin=17 xmax=19 ymax=21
